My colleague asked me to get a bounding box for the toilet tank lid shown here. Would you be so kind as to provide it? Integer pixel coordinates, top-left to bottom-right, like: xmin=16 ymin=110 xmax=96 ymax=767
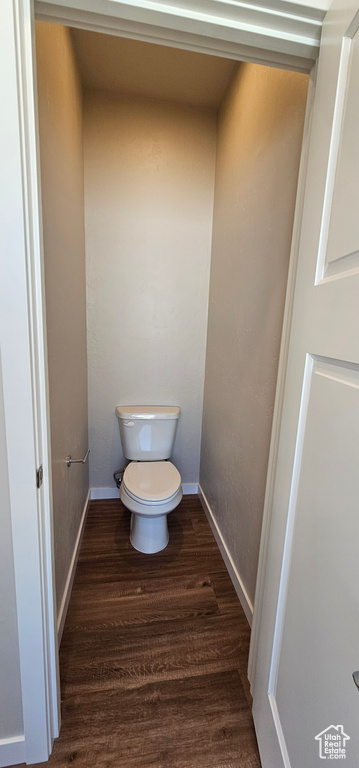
xmin=116 ymin=405 xmax=180 ymax=420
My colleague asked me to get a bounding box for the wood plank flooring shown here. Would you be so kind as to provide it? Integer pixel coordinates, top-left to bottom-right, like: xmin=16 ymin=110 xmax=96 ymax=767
xmin=31 ymin=496 xmax=261 ymax=768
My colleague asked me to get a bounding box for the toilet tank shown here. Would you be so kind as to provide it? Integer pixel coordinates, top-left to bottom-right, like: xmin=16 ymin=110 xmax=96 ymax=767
xmin=115 ymin=405 xmax=180 ymax=460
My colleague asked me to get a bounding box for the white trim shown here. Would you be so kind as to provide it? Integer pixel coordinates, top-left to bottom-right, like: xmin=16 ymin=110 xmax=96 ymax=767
xmin=90 ymin=482 xmax=198 ymax=500
xmin=267 ymin=354 xmax=313 ymax=696
xmin=247 ymin=61 xmax=317 ymax=690
xmin=57 ymin=490 xmax=90 ymax=643
xmin=35 ymin=0 xmax=323 ymax=71
xmin=182 ymin=483 xmax=198 ymax=495
xmin=91 ymin=487 xmax=119 ymax=500
xmin=268 ymin=695 xmax=291 ymax=768
xmin=0 ymin=736 xmax=26 ymax=768
xmin=315 ymin=34 xmax=352 ymax=285
xmin=1 ymin=0 xmax=59 ymax=762
xmin=198 ymin=485 xmax=253 ymax=626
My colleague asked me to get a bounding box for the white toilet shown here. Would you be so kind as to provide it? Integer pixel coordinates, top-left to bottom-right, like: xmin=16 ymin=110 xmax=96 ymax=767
xmin=115 ymin=405 xmax=183 ymax=553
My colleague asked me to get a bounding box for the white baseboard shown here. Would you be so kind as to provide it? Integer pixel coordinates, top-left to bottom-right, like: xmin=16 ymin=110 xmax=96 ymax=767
xmin=198 ymin=484 xmax=253 ymax=626
xmin=90 ymin=487 xmax=119 ymax=500
xmin=0 ymin=735 xmax=25 ymax=768
xmin=57 ymin=489 xmax=90 ymax=643
xmin=90 ymin=483 xmax=198 ymax=500
xmin=182 ymin=483 xmax=198 ymax=495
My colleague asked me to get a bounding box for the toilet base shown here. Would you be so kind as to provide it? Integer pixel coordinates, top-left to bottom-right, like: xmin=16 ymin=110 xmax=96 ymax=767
xmin=130 ymin=511 xmax=169 ymax=554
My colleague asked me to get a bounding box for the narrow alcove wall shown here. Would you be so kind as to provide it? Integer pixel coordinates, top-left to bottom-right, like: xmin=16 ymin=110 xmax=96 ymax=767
xmin=200 ymin=63 xmax=309 ymax=616
xmin=36 ymin=22 xmax=89 ymax=626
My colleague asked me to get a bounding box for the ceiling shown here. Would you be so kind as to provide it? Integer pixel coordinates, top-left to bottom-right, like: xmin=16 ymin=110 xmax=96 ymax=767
xmin=70 ymin=29 xmax=238 ymax=110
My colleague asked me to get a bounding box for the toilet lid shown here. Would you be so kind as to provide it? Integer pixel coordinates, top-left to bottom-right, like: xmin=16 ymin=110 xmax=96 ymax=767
xmin=123 ymin=461 xmax=181 ymax=502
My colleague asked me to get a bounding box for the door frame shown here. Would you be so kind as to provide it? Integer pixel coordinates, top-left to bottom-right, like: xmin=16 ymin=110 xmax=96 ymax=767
xmin=3 ymin=0 xmax=321 ymax=762
xmin=247 ymin=62 xmax=317 ymax=687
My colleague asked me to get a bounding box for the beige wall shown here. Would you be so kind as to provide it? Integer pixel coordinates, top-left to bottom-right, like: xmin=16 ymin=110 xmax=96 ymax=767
xmin=84 ymin=91 xmax=216 ymax=488
xmin=0 ymin=350 xmax=23 ymax=739
xmin=200 ymin=63 xmax=309 ymax=607
xmin=36 ymin=22 xmax=89 ymax=617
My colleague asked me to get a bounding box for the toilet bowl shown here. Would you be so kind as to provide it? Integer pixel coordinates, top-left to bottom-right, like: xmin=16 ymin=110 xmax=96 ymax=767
xmin=120 ymin=461 xmax=182 ymax=553
xmin=116 ymin=405 xmax=182 ymax=553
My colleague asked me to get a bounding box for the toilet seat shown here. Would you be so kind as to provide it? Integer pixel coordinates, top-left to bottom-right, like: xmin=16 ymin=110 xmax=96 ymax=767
xmin=122 ymin=461 xmax=181 ymax=504
xmin=120 ymin=460 xmax=183 ymax=522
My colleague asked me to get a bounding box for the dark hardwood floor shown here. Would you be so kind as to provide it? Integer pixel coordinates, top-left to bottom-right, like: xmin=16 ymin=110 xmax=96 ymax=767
xmin=32 ymin=496 xmax=261 ymax=767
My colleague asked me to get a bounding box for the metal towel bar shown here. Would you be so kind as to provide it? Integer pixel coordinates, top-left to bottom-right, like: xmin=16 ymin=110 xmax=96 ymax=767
xmin=66 ymin=448 xmax=90 ymax=468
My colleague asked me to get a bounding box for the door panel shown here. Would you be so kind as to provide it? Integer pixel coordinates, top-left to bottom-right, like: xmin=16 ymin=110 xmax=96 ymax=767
xmin=276 ymin=357 xmax=359 ymax=766
xmin=321 ymin=15 xmax=359 ymax=279
xmin=252 ymin=1 xmax=359 ymax=766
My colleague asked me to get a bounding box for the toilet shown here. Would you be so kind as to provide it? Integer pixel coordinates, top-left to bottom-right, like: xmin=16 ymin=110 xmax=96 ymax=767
xmin=115 ymin=405 xmax=183 ymax=553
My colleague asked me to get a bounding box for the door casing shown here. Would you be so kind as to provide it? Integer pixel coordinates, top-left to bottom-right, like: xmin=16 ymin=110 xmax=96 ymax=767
xmin=3 ymin=0 xmax=321 ymax=762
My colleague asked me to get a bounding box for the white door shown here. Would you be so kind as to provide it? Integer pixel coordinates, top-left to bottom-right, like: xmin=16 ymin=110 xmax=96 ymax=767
xmin=1 ymin=0 xmax=59 ymax=764
xmin=252 ymin=0 xmax=359 ymax=766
